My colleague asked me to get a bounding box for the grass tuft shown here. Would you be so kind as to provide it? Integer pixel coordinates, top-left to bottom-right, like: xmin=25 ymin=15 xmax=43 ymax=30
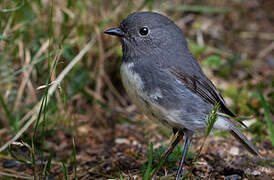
xmin=253 ymin=88 xmax=274 ymax=146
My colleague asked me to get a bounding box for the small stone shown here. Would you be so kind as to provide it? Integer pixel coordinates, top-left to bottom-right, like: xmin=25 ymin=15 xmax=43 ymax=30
xmin=181 ymin=168 xmax=189 ymax=176
xmin=2 ymin=159 xmax=21 ymax=168
xmin=251 ymin=170 xmax=261 ymax=176
xmin=115 ymin=138 xmax=129 ymax=144
xmin=224 ymin=174 xmax=242 ymax=180
xmin=229 ymin=147 xmax=239 ymax=156
xmin=265 ymin=56 xmax=274 ymax=67
xmin=46 ymin=175 xmax=56 ymax=180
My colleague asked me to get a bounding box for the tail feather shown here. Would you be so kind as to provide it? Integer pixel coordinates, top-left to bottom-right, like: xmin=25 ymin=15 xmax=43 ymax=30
xmin=228 ymin=122 xmax=262 ymax=157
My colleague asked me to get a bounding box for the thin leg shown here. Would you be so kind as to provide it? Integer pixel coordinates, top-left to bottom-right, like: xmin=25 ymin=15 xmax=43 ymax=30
xmin=162 ymin=130 xmax=184 ymax=162
xmin=175 ymin=136 xmax=192 ymax=180
xmin=151 ymin=130 xmax=184 ymax=178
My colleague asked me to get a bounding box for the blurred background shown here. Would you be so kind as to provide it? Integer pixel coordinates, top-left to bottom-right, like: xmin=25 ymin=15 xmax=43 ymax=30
xmin=0 ymin=0 xmax=273 ymax=179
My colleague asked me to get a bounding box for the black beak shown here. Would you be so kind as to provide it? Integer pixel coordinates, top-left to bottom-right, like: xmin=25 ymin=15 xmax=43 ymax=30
xmin=104 ymin=27 xmax=125 ymax=37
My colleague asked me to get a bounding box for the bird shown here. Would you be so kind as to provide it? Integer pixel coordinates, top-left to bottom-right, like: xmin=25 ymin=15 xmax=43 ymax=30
xmin=104 ymin=11 xmax=261 ymax=179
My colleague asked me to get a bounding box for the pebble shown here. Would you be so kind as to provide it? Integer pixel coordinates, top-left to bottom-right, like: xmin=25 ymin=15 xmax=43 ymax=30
xmin=229 ymin=147 xmax=239 ymax=156
xmin=115 ymin=138 xmax=130 ymax=144
xmin=224 ymin=174 xmax=242 ymax=180
xmin=46 ymin=175 xmax=56 ymax=180
xmin=181 ymin=168 xmax=189 ymax=176
xmin=265 ymin=56 xmax=274 ymax=67
xmin=2 ymin=159 xmax=21 ymax=168
xmin=251 ymin=170 xmax=261 ymax=176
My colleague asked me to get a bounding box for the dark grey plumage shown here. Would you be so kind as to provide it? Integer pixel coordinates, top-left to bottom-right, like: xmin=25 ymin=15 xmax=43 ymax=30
xmin=104 ymin=11 xmax=261 ymax=179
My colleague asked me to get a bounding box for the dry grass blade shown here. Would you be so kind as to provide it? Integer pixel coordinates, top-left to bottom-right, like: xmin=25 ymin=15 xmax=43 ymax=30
xmin=13 ymin=48 xmax=31 ymax=112
xmin=13 ymin=40 xmax=49 ymax=112
xmin=84 ymin=87 xmax=106 ymax=103
xmin=0 ymin=171 xmax=33 ymax=180
xmin=257 ymin=41 xmax=274 ymax=59
xmin=102 ymin=70 xmax=127 ymax=106
xmin=95 ymin=27 xmax=104 ymax=95
xmin=0 ymin=38 xmax=96 ymax=152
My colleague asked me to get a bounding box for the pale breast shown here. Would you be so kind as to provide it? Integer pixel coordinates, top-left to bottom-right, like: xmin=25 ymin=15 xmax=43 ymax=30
xmin=120 ymin=62 xmax=145 ymax=108
xmin=120 ymin=62 xmax=172 ymax=127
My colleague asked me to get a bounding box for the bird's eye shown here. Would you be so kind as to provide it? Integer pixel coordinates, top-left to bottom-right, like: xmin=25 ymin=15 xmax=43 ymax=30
xmin=139 ymin=27 xmax=149 ymax=36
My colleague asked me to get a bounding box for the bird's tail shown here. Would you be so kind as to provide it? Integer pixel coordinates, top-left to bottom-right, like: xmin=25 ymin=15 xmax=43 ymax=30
xmin=228 ymin=120 xmax=262 ymax=157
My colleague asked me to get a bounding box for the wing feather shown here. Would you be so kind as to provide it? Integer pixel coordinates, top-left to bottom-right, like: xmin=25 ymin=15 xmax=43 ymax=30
xmin=168 ymin=66 xmax=247 ymax=127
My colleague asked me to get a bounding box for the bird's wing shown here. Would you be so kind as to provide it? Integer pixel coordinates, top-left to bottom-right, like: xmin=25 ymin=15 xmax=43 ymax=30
xmin=168 ymin=66 xmax=247 ymax=127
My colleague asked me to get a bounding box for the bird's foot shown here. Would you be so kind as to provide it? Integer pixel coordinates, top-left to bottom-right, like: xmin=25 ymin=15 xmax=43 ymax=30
xmin=175 ymin=168 xmax=188 ymax=180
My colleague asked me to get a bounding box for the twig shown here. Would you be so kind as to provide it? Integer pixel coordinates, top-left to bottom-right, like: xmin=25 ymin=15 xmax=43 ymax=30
xmin=84 ymin=87 xmax=106 ymax=103
xmin=0 ymin=171 xmax=33 ymax=180
xmin=257 ymin=41 xmax=274 ymax=59
xmin=0 ymin=38 xmax=96 ymax=152
xmin=13 ymin=48 xmax=31 ymax=112
xmin=13 ymin=40 xmax=49 ymax=112
xmin=240 ymin=31 xmax=274 ymax=41
xmin=102 ymin=70 xmax=127 ymax=106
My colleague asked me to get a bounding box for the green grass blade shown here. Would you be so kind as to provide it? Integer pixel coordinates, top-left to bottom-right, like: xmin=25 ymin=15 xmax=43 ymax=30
xmin=72 ymin=138 xmax=77 ymax=180
xmin=33 ymin=95 xmax=47 ymax=140
xmin=62 ymin=162 xmax=68 ymax=180
xmin=0 ymin=0 xmax=25 ymax=13
xmin=183 ymin=103 xmax=219 ymax=179
xmin=0 ymin=35 xmax=8 ymax=40
xmin=0 ymin=93 xmax=17 ymax=131
xmin=143 ymin=142 xmax=153 ymax=180
xmin=206 ymin=103 xmax=220 ymax=136
xmin=149 ymin=154 xmax=165 ymax=178
xmin=255 ymin=90 xmax=274 ymax=146
xmin=0 ymin=51 xmax=57 ymax=85
xmin=44 ymin=151 xmax=53 ymax=177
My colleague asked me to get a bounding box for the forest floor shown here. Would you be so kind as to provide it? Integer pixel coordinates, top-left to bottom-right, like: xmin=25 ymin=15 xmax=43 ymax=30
xmin=0 ymin=0 xmax=273 ymax=179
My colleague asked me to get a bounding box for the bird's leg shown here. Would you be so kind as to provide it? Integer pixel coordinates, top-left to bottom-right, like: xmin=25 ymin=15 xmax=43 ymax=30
xmin=151 ymin=130 xmax=184 ymax=178
xmin=175 ymin=136 xmax=192 ymax=180
xmin=173 ymin=128 xmax=179 ymax=134
xmin=161 ymin=130 xmax=184 ymax=162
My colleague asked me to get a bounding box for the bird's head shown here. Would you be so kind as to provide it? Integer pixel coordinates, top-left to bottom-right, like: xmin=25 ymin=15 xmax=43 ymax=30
xmin=104 ymin=12 xmax=188 ymax=59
